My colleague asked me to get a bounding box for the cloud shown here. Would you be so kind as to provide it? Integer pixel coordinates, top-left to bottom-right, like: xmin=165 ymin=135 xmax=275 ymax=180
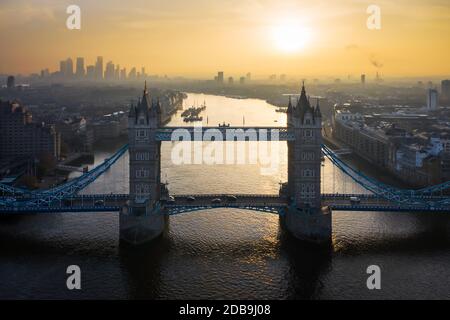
xmin=0 ymin=0 xmax=59 ymax=27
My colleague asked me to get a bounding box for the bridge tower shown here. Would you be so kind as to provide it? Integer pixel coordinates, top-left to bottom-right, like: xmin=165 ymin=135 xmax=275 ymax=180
xmin=120 ymin=82 xmax=165 ymax=245
xmin=283 ymin=83 xmax=332 ymax=245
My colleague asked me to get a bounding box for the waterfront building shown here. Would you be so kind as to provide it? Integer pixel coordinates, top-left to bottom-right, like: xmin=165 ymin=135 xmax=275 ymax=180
xmin=332 ymin=106 xmax=447 ymax=187
xmin=0 ymin=100 xmax=60 ymax=161
xmin=332 ymin=109 xmax=390 ymax=168
xmin=394 ymin=137 xmax=443 ymax=186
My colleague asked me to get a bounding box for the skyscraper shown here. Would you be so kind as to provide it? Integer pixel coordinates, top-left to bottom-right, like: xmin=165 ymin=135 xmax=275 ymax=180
xmin=427 ymin=88 xmax=439 ymax=111
xmin=59 ymin=60 xmax=67 ymax=76
xmin=66 ymin=58 xmax=74 ymax=77
xmin=95 ymin=56 xmax=104 ymax=80
xmin=120 ymin=68 xmax=127 ymax=80
xmin=76 ymin=57 xmax=85 ymax=78
xmin=441 ymin=80 xmax=450 ymax=100
xmin=115 ymin=65 xmax=120 ymax=80
xmin=217 ymin=71 xmax=224 ymax=83
xmin=6 ymin=76 xmax=15 ymax=89
xmin=104 ymin=61 xmax=115 ymax=80
xmin=129 ymin=67 xmax=137 ymax=80
xmin=361 ymin=74 xmax=366 ymax=85
xmin=86 ymin=65 xmax=95 ymax=79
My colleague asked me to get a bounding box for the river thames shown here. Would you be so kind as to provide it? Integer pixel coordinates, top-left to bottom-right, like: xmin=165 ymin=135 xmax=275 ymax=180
xmin=0 ymin=93 xmax=449 ymax=299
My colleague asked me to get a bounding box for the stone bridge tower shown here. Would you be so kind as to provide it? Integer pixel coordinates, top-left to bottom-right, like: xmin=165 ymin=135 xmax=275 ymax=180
xmin=284 ymin=83 xmax=332 ymax=245
xmin=120 ymin=82 xmax=165 ymax=245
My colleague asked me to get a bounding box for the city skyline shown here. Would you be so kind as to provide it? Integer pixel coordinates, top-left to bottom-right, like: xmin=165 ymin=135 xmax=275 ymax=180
xmin=1 ymin=0 xmax=450 ymax=77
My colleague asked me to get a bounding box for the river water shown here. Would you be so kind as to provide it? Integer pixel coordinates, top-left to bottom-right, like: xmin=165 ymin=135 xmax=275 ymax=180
xmin=0 ymin=93 xmax=449 ymax=299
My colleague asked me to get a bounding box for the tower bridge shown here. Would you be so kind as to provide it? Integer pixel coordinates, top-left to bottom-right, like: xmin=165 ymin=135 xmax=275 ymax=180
xmin=1 ymin=82 xmax=449 ymax=246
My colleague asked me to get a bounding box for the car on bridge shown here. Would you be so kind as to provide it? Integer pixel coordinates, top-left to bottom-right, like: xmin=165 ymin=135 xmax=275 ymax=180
xmin=167 ymin=196 xmax=176 ymax=204
xmin=94 ymin=200 xmax=105 ymax=206
xmin=211 ymin=198 xmax=222 ymax=204
xmin=226 ymin=195 xmax=237 ymax=202
xmin=187 ymin=196 xmax=196 ymax=202
xmin=349 ymin=196 xmax=361 ymax=205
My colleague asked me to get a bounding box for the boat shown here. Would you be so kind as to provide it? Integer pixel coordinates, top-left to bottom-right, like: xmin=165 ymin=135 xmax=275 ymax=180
xmin=181 ymin=101 xmax=207 ymax=120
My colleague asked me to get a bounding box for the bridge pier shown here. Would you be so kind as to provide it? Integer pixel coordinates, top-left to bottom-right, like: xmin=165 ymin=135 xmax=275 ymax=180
xmin=119 ymin=201 xmax=165 ymax=245
xmin=282 ymin=206 xmax=332 ymax=246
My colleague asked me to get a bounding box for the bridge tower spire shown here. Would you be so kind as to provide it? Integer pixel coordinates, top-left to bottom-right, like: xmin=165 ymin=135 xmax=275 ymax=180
xmin=283 ymin=83 xmax=332 ymax=245
xmin=120 ymin=82 xmax=165 ymax=245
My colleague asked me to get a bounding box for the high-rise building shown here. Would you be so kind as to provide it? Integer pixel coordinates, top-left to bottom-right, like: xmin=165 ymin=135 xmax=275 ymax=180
xmin=441 ymin=80 xmax=450 ymax=100
xmin=104 ymin=61 xmax=115 ymax=80
xmin=129 ymin=67 xmax=137 ymax=80
xmin=86 ymin=65 xmax=95 ymax=79
xmin=59 ymin=60 xmax=67 ymax=76
xmin=76 ymin=57 xmax=85 ymax=77
xmin=228 ymin=77 xmax=234 ymax=85
xmin=95 ymin=56 xmax=104 ymax=80
xmin=40 ymin=69 xmax=50 ymax=78
xmin=217 ymin=71 xmax=224 ymax=83
xmin=120 ymin=68 xmax=127 ymax=80
xmin=115 ymin=65 xmax=120 ymax=80
xmin=6 ymin=76 xmax=15 ymax=89
xmin=66 ymin=58 xmax=74 ymax=77
xmin=0 ymin=100 xmax=60 ymax=161
xmin=361 ymin=74 xmax=366 ymax=85
xmin=246 ymin=72 xmax=251 ymax=82
xmin=427 ymin=88 xmax=439 ymax=111
xmin=141 ymin=67 xmax=147 ymax=78
xmin=239 ymin=76 xmax=246 ymax=85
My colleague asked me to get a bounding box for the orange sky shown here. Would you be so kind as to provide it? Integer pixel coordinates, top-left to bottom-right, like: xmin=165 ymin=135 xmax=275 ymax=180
xmin=1 ymin=0 xmax=450 ymax=78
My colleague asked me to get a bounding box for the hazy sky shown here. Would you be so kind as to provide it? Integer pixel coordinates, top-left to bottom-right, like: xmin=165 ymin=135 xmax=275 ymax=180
xmin=1 ymin=0 xmax=449 ymax=78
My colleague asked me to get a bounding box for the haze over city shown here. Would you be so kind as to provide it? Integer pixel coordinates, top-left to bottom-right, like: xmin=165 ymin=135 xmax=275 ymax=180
xmin=1 ymin=0 xmax=450 ymax=78
xmin=1 ymin=0 xmax=449 ymax=303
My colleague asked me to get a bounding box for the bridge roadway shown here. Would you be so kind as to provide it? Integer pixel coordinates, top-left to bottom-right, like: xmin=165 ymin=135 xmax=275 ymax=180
xmin=1 ymin=193 xmax=447 ymax=214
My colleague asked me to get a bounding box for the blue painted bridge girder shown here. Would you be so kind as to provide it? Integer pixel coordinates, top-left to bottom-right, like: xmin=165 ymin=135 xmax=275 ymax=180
xmin=1 ymin=193 xmax=449 ymax=214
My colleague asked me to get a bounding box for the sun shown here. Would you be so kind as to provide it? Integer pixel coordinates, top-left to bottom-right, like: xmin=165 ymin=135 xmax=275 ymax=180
xmin=270 ymin=20 xmax=312 ymax=53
